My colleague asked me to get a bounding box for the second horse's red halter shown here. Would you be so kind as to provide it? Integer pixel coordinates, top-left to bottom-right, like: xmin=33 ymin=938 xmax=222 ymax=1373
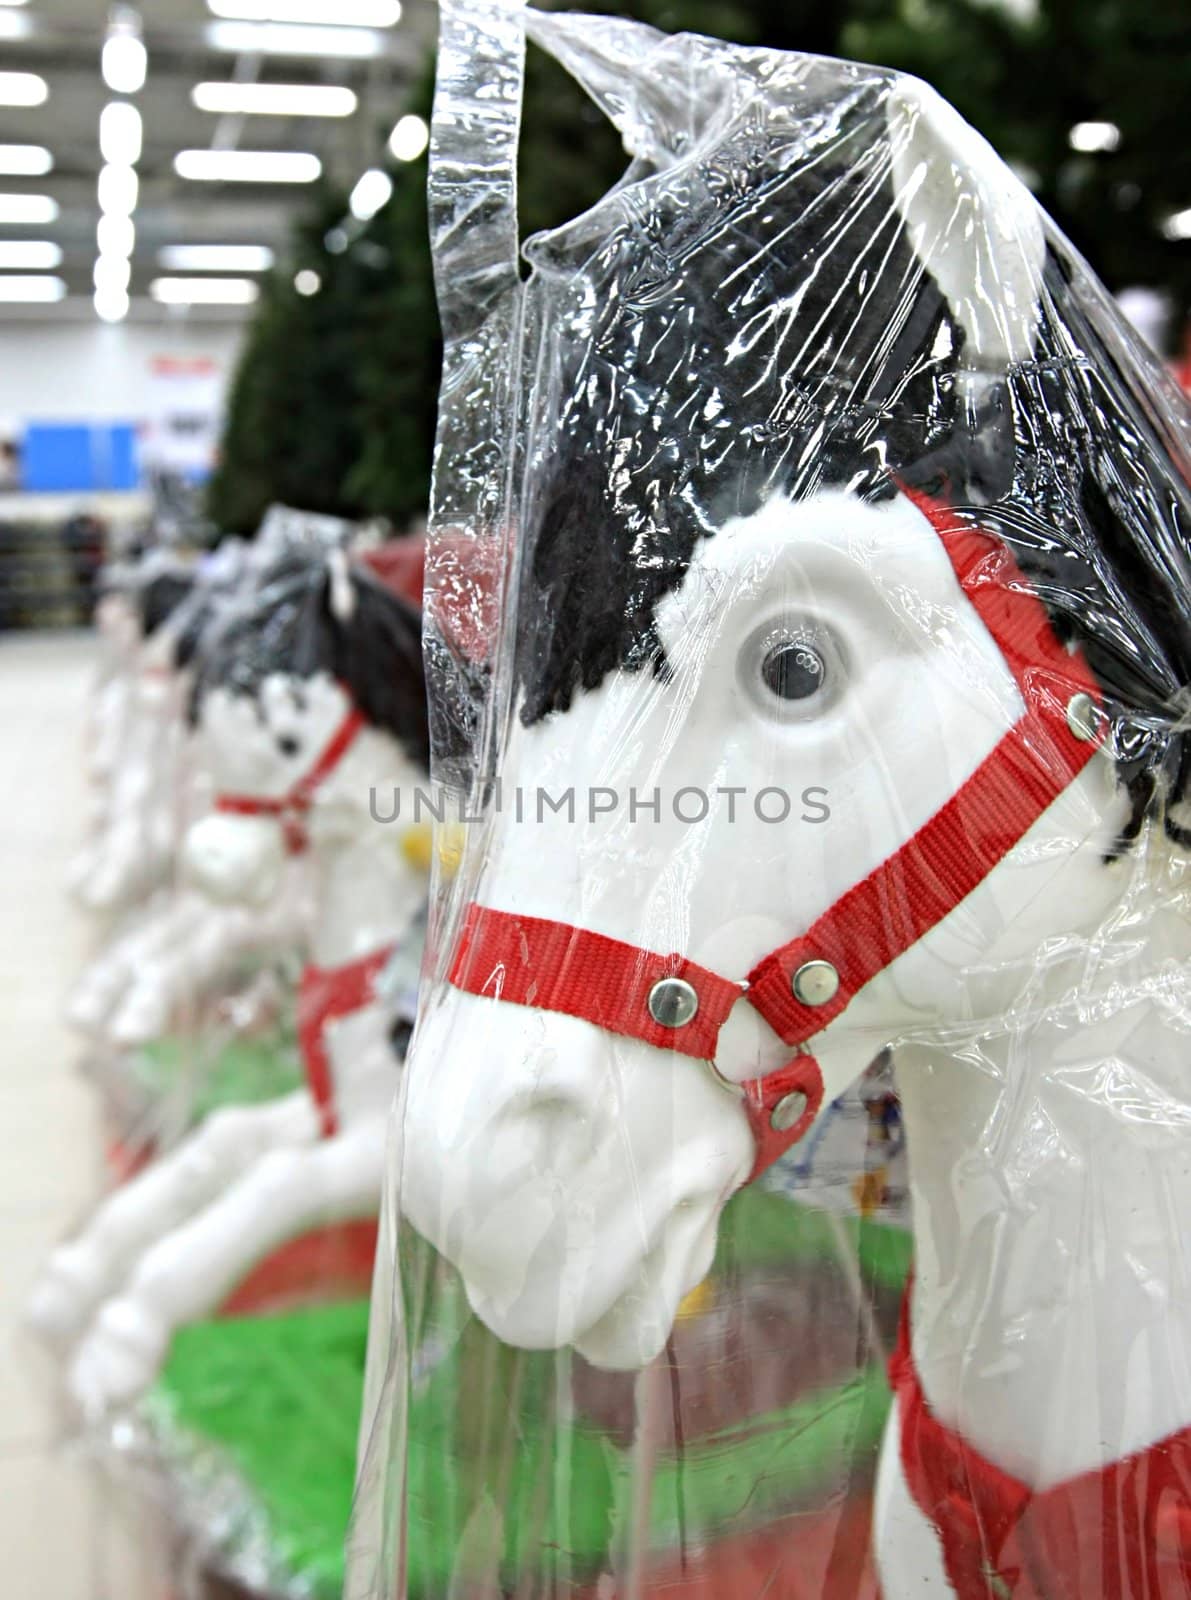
xmin=215 ymin=704 xmax=367 ymax=854
xmin=447 ymin=490 xmax=1106 ymax=1180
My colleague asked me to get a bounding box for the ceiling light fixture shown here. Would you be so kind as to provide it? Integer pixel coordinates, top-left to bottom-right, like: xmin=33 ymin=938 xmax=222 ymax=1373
xmin=0 ymin=12 xmax=31 ymax=39
xmin=94 ymin=255 xmax=132 ymax=294
xmin=388 ymin=113 xmax=428 ymax=163
xmin=294 ymin=268 xmax=320 ymax=295
xmin=349 ymin=167 xmax=392 ymax=220
xmin=206 ymin=0 xmax=400 ymax=23
xmin=100 ymin=102 xmax=143 ymax=166
xmin=0 ymin=72 xmax=48 ymax=108
xmin=0 ymin=145 xmax=53 ymax=176
xmin=158 ymin=244 xmax=275 ymax=271
xmin=150 ymin=276 xmax=261 ymax=305
xmin=1161 ymin=207 xmax=1191 ymax=243
xmin=0 ymin=193 xmax=59 ymax=224
xmin=0 ymin=275 xmax=66 ymax=303
xmin=192 ymin=81 xmax=357 ymax=117
xmin=174 ymin=149 xmax=321 ymax=183
xmin=94 ymin=286 xmax=130 ymax=323
xmin=102 ymin=10 xmax=147 ymax=95
xmin=1068 ymin=120 xmax=1121 ymax=155
xmin=98 ymin=163 xmax=138 ymax=216
xmin=97 ymin=214 xmax=135 ymax=258
xmin=0 ymin=241 xmax=61 ymax=269
xmin=204 ymin=20 xmax=382 ymax=58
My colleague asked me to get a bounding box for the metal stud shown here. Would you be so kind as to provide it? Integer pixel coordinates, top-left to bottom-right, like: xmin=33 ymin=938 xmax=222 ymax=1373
xmin=770 ymin=1090 xmax=809 ymax=1132
xmin=648 ymin=977 xmax=699 ymax=1029
xmin=1066 ymin=692 xmax=1098 ymax=742
xmin=791 ymin=959 xmax=840 ymax=1007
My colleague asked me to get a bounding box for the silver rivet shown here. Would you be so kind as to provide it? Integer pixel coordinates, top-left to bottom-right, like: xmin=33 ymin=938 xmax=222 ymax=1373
xmin=792 ymin=959 xmax=840 ymax=1007
xmin=1066 ymin=692 xmax=1098 ymax=742
xmin=648 ymin=977 xmax=699 ymax=1029
xmin=771 ymin=1090 xmax=808 ymax=1132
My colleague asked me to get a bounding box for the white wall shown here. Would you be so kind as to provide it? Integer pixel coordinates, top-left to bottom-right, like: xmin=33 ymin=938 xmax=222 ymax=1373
xmin=0 ymin=317 xmax=245 ymax=428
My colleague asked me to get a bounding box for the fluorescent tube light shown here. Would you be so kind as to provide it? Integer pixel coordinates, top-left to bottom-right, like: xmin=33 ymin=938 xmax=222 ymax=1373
xmin=94 ymin=255 xmax=132 ymax=294
xmin=100 ymin=103 xmax=143 ymax=166
xmin=102 ymin=32 xmax=147 ymax=94
xmin=388 ymin=113 xmax=428 ymax=163
xmin=0 ymin=193 xmax=59 ymax=224
xmin=150 ymin=276 xmax=261 ymax=305
xmin=174 ymin=149 xmax=321 ymax=183
xmin=94 ymin=286 xmax=130 ymax=323
xmin=98 ymin=164 xmax=138 ymax=217
xmin=97 ymin=214 xmax=135 ymax=258
xmin=0 ymin=145 xmax=52 ymax=176
xmin=192 ymin=81 xmax=357 ymax=117
xmin=0 ymin=73 xmax=48 ymax=108
xmin=0 ymin=275 xmax=66 ymax=303
xmin=207 ymin=0 xmax=400 ymax=23
xmin=349 ymin=167 xmax=391 ymax=220
xmin=205 ymin=20 xmax=382 ymax=57
xmin=158 ymin=244 xmax=275 ymax=271
xmin=0 ymin=240 xmax=61 ymax=268
xmin=1068 ymin=121 xmax=1121 ymax=155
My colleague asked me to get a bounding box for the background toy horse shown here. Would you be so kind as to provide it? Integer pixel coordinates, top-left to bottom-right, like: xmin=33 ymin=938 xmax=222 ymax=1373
xmin=69 ymin=562 xmax=200 ymax=914
xmin=32 ymin=548 xmax=431 ymax=1414
xmin=391 ymin=24 xmax=1191 ymax=1598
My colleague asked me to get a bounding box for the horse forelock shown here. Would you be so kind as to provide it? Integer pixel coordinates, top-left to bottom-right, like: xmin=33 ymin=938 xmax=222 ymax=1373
xmin=514 ymin=123 xmax=1191 ymax=844
xmin=190 ymin=552 xmax=430 ymax=771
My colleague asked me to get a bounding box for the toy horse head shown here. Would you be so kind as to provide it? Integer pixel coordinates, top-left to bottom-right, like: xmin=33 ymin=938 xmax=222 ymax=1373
xmin=399 ymin=69 xmax=1191 ymax=1372
xmin=183 ymin=546 xmax=429 ymax=907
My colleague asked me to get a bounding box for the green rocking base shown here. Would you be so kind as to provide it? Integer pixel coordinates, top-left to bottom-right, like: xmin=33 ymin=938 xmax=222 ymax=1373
xmin=148 ymin=1193 xmax=911 ymax=1599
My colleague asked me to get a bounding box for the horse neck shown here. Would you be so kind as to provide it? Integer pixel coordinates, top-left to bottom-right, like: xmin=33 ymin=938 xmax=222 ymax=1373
xmin=306 ymin=729 xmax=425 ymax=970
xmin=897 ymin=856 xmax=1191 ymax=1489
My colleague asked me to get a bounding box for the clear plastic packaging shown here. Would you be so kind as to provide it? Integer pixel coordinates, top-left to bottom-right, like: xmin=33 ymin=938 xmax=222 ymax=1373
xmin=350 ymin=6 xmax=1191 ymax=1598
xmin=39 ymin=533 xmax=433 ymax=1600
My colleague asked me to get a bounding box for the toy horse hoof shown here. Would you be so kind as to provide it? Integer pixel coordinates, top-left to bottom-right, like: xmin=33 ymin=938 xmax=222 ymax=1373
xmin=70 ymin=1298 xmax=168 ymax=1414
xmin=110 ymin=986 xmax=169 ymax=1047
xmin=26 ymin=1249 xmax=108 ymax=1342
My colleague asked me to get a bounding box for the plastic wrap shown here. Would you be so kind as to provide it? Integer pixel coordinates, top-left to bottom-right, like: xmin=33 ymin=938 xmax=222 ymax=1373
xmin=350 ymin=7 xmax=1191 ymax=1598
xmin=37 ymin=536 xmax=432 ymax=1600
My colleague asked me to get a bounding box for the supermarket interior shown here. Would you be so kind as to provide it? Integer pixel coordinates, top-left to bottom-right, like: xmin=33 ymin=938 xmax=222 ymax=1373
xmin=0 ymin=1 xmax=1189 ymax=1598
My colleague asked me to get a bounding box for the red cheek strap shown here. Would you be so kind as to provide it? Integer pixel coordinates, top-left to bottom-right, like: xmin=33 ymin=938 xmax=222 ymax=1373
xmin=214 ymin=705 xmax=367 ymax=856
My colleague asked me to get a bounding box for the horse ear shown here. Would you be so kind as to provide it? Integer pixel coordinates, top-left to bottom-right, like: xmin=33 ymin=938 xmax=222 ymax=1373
xmin=886 ymin=79 xmax=1046 ymax=369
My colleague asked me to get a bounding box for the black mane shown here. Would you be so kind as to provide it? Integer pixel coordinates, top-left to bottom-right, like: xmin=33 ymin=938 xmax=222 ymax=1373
xmin=190 ymin=549 xmax=429 ymax=770
xmin=513 ymin=83 xmax=1191 ymax=841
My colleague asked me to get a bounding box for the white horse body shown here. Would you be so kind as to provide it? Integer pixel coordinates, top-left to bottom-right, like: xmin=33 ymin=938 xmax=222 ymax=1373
xmin=34 ymin=693 xmax=426 ymax=1414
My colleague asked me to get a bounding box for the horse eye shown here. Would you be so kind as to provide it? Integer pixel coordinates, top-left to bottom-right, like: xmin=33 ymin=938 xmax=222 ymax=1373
xmin=761 ymin=642 xmax=826 ymax=701
xmin=277 ymin=733 xmax=302 ymax=757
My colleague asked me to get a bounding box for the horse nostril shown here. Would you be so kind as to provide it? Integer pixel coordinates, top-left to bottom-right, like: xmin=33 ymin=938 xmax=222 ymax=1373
xmin=276 ymin=734 xmax=301 ymax=757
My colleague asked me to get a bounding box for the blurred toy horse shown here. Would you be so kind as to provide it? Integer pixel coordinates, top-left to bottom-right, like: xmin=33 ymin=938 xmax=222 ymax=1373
xmin=34 ymin=549 xmax=431 ymax=1413
xmin=399 ymin=54 xmax=1191 ymax=1600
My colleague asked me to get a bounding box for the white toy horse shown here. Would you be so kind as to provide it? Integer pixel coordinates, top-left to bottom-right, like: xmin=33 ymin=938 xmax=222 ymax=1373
xmin=389 ymin=29 xmax=1191 ymax=1600
xmin=33 ymin=550 xmax=431 ymax=1414
xmin=69 ymin=566 xmax=200 ymax=915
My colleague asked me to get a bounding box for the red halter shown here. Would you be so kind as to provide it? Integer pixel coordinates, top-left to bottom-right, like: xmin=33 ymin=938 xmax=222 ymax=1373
xmin=214 ymin=704 xmax=367 ymax=854
xmin=447 ymin=490 xmax=1106 ymax=1179
xmin=297 ymin=941 xmax=396 ymax=1138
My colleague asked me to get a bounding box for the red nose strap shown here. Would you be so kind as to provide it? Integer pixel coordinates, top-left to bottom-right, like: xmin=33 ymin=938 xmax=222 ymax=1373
xmin=445 ymin=488 xmax=1105 ymax=1183
xmin=446 ymin=904 xmax=824 ymax=1180
xmin=215 ymin=705 xmax=367 ymax=854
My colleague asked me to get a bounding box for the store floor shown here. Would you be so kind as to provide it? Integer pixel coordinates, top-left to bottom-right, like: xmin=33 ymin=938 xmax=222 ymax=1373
xmin=0 ymin=631 xmax=164 ymax=1599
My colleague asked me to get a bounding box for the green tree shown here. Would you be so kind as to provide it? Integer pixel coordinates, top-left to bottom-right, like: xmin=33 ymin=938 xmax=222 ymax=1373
xmin=210 ymin=0 xmax=1190 ymax=536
